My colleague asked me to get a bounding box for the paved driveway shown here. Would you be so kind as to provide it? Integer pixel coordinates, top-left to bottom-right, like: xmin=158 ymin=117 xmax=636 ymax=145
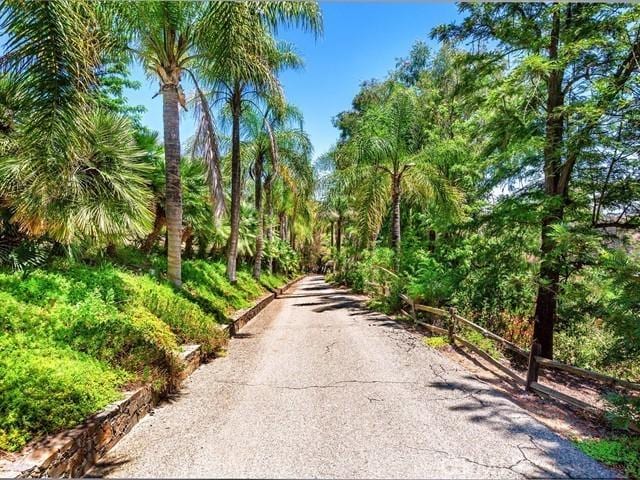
xmin=92 ymin=275 xmax=616 ymax=479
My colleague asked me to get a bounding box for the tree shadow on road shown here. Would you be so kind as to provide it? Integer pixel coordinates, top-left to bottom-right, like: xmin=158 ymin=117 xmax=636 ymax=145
xmin=426 ymin=379 xmax=611 ymax=478
xmin=87 ymin=456 xmax=131 ymax=478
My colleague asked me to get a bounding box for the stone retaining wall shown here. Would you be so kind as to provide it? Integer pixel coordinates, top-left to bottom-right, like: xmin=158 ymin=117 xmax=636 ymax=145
xmin=0 ymin=276 xmax=303 ymax=478
xmin=228 ymin=276 xmax=303 ymax=335
xmin=0 ymin=386 xmax=155 ymax=478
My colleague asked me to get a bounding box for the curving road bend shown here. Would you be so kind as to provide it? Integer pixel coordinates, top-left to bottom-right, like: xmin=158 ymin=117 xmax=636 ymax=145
xmin=91 ymin=275 xmax=615 ymax=479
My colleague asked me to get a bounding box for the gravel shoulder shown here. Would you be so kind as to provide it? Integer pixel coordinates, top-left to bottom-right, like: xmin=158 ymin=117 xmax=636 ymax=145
xmin=91 ymin=275 xmax=617 ymax=479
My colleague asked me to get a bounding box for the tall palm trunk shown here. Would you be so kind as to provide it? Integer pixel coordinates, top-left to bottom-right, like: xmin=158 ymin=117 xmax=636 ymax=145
xmin=390 ymin=174 xmax=402 ymax=264
xmin=226 ymin=85 xmax=242 ymax=283
xmin=336 ymin=214 xmax=342 ymax=254
xmin=330 ymin=221 xmax=334 ymax=248
xmin=253 ymin=152 xmax=264 ymax=278
xmin=163 ymin=85 xmax=183 ymax=287
xmin=265 ymin=174 xmax=274 ymax=274
xmin=533 ymin=11 xmax=564 ymax=359
xmin=289 ymin=205 xmax=297 ymax=250
xmin=279 ymin=212 xmax=287 ymax=240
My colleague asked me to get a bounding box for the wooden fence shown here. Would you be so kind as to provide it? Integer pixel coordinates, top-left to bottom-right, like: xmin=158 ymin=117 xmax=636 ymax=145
xmin=397 ymin=293 xmax=640 ymax=410
xmin=364 ymin=279 xmax=640 ymax=416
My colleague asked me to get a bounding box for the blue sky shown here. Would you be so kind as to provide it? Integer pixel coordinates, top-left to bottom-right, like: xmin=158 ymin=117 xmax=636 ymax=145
xmin=125 ymin=2 xmax=460 ymax=160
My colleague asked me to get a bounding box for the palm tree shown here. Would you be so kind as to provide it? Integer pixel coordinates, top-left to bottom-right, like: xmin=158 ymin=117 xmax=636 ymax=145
xmin=198 ymin=2 xmax=321 ymax=283
xmin=123 ymin=2 xmax=207 ymax=287
xmin=0 ymin=109 xmax=153 ymax=245
xmin=122 ymin=2 xmax=226 ymax=285
xmin=0 ymin=1 xmax=153 ymax=247
xmin=0 ymin=0 xmax=105 ymax=143
xmin=241 ymin=103 xmax=312 ymax=277
xmin=338 ymin=85 xmax=462 ymax=265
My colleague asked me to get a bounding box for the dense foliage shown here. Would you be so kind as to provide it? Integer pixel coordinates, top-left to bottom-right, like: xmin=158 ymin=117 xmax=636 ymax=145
xmin=2 ymin=0 xmax=640 ymax=466
xmin=323 ymin=4 xmax=640 ymax=381
xmin=0 ymin=0 xmax=319 ymax=453
xmin=0 ymin=254 xmax=286 ymax=451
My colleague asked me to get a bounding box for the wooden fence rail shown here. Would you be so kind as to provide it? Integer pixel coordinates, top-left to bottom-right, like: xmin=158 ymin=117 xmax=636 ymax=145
xmin=391 ymin=293 xmax=640 ymax=416
xmin=361 ymin=278 xmax=639 ymax=424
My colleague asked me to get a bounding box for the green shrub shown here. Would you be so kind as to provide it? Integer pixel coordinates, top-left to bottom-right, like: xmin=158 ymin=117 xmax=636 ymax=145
xmin=406 ymin=250 xmax=454 ymax=306
xmin=460 ymin=329 xmax=503 ymax=360
xmin=603 ymin=393 xmax=640 ymax=432
xmin=0 ymin=291 xmax=49 ymax=334
xmin=260 ymin=272 xmax=287 ymax=290
xmin=125 ymin=273 xmax=227 ymax=354
xmin=575 ymin=436 xmax=640 ymax=479
xmin=554 ymin=320 xmax=619 ymax=372
xmin=264 ymin=239 xmax=300 ymax=275
xmin=0 ymin=257 xmax=279 ymax=453
xmin=423 ymin=335 xmax=449 ymax=349
xmin=0 ymin=336 xmax=126 ymax=452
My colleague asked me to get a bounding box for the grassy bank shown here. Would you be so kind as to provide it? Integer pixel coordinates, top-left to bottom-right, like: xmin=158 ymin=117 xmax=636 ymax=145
xmin=0 ymin=258 xmax=287 ymax=453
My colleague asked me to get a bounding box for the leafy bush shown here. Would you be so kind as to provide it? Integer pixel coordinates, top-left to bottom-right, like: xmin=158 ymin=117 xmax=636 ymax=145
xmin=0 ymin=336 xmax=126 ymax=452
xmin=460 ymin=329 xmax=503 ymax=360
xmin=0 ymin=257 xmax=283 ymax=453
xmin=123 ymin=273 xmax=225 ymax=354
xmin=49 ymin=292 xmax=179 ymax=380
xmin=181 ymin=260 xmax=281 ymax=319
xmin=260 ymin=272 xmax=287 ymax=291
xmin=265 ymin=239 xmax=300 ymax=275
xmin=406 ymin=250 xmax=453 ymax=305
xmin=603 ymin=393 xmax=640 ymax=432
xmin=554 ymin=320 xmax=619 ymax=372
xmin=333 ymin=247 xmax=395 ymax=294
xmin=423 ymin=335 xmax=449 ymax=349
xmin=575 ymin=436 xmax=640 ymax=479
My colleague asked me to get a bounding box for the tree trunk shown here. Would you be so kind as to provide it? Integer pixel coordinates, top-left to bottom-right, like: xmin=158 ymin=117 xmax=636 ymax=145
xmin=330 ymin=221 xmax=334 ymax=248
xmin=183 ymin=226 xmax=193 ymax=259
xmin=142 ymin=203 xmax=166 ymax=253
xmin=253 ymin=152 xmax=264 ymax=279
xmin=390 ymin=174 xmax=402 ymax=261
xmin=163 ymin=227 xmax=168 ymax=254
xmin=162 ymin=85 xmax=183 ymax=287
xmin=106 ymin=243 xmax=117 ymax=257
xmin=428 ymin=229 xmax=436 ymax=253
xmin=336 ymin=215 xmax=342 ymax=254
xmin=265 ymin=174 xmax=274 ymax=274
xmin=289 ymin=207 xmax=296 ymax=250
xmin=533 ymin=10 xmax=565 ymax=359
xmin=226 ymin=84 xmax=242 ymax=283
xmin=279 ymin=212 xmax=287 ymax=240
xmin=197 ymin=234 xmax=208 ymax=258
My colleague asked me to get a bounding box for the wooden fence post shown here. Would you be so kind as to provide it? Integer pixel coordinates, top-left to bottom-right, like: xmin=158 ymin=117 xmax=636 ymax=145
xmin=447 ymin=307 xmax=457 ymax=345
xmin=526 ymin=341 xmax=541 ymax=391
xmin=410 ymin=298 xmax=417 ymax=323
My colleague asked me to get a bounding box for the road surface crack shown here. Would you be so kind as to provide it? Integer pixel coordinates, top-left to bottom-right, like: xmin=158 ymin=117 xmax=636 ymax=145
xmin=402 ymin=444 xmax=529 ymax=478
xmin=324 ymin=341 xmax=337 ymax=354
xmin=515 ymin=444 xmax=566 ymax=478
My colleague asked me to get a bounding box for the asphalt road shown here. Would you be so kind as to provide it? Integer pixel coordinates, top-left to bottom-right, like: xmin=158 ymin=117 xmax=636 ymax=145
xmin=92 ymin=275 xmax=616 ymax=479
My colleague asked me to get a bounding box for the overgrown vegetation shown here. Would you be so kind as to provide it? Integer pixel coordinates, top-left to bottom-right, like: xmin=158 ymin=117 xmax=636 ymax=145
xmin=0 ymin=255 xmax=287 ymax=452
xmin=0 ymin=0 xmax=314 ymax=454
xmin=323 ymin=5 xmax=640 ymax=383
xmin=422 ymin=336 xmax=448 ymax=349
xmin=575 ymin=436 xmax=640 ymax=479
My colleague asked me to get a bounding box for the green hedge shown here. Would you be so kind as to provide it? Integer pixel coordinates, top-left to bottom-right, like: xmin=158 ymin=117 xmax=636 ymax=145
xmin=0 ymin=258 xmax=287 ymax=452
